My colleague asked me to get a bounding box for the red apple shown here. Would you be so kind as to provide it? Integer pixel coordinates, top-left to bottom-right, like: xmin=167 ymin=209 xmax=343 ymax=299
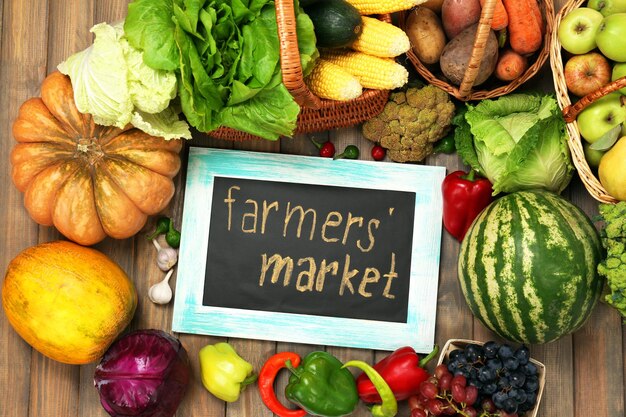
xmin=564 ymin=52 xmax=612 ymax=97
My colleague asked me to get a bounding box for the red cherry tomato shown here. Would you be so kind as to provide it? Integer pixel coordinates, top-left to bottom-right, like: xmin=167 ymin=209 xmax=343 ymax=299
xmin=319 ymin=141 xmax=336 ymax=158
xmin=371 ymin=145 xmax=386 ymax=161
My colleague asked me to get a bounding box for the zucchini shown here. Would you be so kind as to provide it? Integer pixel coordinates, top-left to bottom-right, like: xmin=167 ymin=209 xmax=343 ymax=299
xmin=304 ymin=0 xmax=363 ymax=48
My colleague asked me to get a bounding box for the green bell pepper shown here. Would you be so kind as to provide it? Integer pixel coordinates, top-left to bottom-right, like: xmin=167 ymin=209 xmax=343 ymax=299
xmin=199 ymin=342 xmax=257 ymax=402
xmin=285 ymin=351 xmax=359 ymax=417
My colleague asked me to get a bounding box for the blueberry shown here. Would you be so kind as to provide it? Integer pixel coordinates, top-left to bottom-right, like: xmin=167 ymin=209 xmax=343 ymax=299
xmin=498 ymin=344 xmax=514 ymax=359
xmin=509 ymin=371 xmax=526 ymax=388
xmin=515 ymin=345 xmax=531 ymax=365
xmin=483 ymin=341 xmax=500 ymax=359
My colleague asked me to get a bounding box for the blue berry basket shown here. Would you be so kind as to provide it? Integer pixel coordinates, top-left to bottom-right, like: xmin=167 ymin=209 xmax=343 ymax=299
xmin=436 ymin=339 xmax=546 ymax=417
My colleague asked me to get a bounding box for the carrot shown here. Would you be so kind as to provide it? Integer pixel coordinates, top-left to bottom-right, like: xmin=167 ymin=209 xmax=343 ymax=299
xmin=526 ymin=0 xmax=545 ymax=35
xmin=502 ymin=0 xmax=543 ymax=55
xmin=495 ymin=49 xmax=528 ymax=81
xmin=480 ymin=0 xmax=508 ymax=31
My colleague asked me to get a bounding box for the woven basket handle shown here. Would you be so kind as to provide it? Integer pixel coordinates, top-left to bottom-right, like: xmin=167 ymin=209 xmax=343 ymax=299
xmin=275 ymin=0 xmax=322 ymax=109
xmin=562 ymin=76 xmax=626 ymax=123
xmin=458 ymin=0 xmax=497 ymax=99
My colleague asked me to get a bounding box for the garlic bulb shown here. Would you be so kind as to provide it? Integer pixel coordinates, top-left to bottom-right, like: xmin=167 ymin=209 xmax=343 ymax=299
xmin=148 ymin=269 xmax=174 ymax=305
xmin=152 ymin=238 xmax=178 ymax=271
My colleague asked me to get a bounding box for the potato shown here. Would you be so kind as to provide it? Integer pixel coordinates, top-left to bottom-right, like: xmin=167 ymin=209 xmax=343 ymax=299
xmin=441 ymin=0 xmax=482 ymax=39
xmin=439 ymin=24 xmax=499 ymax=87
xmin=405 ymin=7 xmax=447 ymax=64
xmin=422 ymin=0 xmax=445 ymax=13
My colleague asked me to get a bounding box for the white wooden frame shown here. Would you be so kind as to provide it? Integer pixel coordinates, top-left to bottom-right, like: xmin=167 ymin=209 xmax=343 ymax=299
xmin=172 ymin=148 xmax=445 ymax=352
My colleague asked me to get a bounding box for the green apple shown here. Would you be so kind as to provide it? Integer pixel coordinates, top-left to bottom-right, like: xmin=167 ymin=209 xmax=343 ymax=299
xmin=588 ymin=0 xmax=626 ymax=16
xmin=577 ymin=93 xmax=626 ymax=143
xmin=596 ymin=13 xmax=626 ymax=61
xmin=583 ymin=141 xmax=606 ymax=169
xmin=612 ymin=62 xmax=626 ymax=94
xmin=558 ymin=7 xmax=604 ymax=54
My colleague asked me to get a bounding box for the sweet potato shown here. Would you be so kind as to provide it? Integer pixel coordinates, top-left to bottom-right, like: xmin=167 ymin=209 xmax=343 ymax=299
xmin=441 ymin=0 xmax=482 ymax=39
xmin=405 ymin=7 xmax=447 ymax=64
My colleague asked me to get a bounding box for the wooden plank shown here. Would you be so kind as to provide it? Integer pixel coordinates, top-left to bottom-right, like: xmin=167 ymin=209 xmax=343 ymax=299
xmin=0 ymin=1 xmax=50 ymax=416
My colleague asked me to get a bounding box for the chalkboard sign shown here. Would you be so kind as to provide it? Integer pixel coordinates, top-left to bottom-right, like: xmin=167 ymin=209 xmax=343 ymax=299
xmin=173 ymin=148 xmax=446 ymax=352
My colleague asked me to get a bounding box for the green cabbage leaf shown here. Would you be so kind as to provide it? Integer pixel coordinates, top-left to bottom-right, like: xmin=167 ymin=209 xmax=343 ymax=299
xmin=57 ymin=22 xmax=191 ymax=140
xmin=456 ymin=94 xmax=574 ymax=195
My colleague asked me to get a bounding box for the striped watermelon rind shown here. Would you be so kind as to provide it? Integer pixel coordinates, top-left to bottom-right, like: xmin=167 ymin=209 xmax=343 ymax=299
xmin=458 ymin=190 xmax=604 ymax=344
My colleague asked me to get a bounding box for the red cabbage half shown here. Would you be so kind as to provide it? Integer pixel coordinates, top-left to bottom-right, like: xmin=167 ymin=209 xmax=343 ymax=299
xmin=94 ymin=329 xmax=191 ymax=417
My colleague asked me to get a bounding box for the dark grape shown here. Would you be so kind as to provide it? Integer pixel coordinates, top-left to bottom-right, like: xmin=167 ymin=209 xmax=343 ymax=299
xmin=483 ymin=341 xmax=500 ymax=359
xmin=514 ymin=346 xmax=530 ymax=365
xmin=487 ymin=358 xmax=504 ymax=372
xmin=525 ymin=375 xmax=539 ymax=392
xmin=524 ymin=391 xmax=538 ymax=407
xmin=509 ymin=371 xmax=526 ymax=388
xmin=497 ymin=344 xmax=514 ymax=359
xmin=483 ymin=382 xmax=498 ymax=395
xmin=478 ymin=366 xmax=496 ymax=383
xmin=420 ymin=381 xmax=438 ymax=400
xmin=502 ymin=397 xmax=518 ymax=414
xmin=522 ymin=361 xmax=538 ymax=376
xmin=449 ymin=349 xmax=462 ymax=362
xmin=509 ymin=388 xmax=527 ymax=404
xmin=497 ymin=376 xmax=511 ymax=390
xmin=464 ymin=344 xmax=484 ymax=363
xmin=492 ymin=391 xmax=508 ymax=409
xmin=503 ymin=356 xmax=520 ymax=371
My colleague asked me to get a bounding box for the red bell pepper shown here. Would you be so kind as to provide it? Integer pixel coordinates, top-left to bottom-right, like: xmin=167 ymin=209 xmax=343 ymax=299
xmin=355 ymin=345 xmax=439 ymax=403
xmin=442 ymin=169 xmax=494 ymax=242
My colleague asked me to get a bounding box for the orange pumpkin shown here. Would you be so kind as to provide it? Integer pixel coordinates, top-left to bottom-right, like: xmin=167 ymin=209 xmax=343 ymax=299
xmin=2 ymin=241 xmax=137 ymax=365
xmin=11 ymin=71 xmax=183 ymax=245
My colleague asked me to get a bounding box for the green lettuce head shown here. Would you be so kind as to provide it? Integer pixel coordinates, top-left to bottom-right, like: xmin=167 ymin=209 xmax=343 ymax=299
xmin=455 ymin=94 xmax=574 ymax=195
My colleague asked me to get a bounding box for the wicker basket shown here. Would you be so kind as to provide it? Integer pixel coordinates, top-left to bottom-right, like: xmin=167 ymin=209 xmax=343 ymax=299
xmin=402 ymin=0 xmax=554 ymax=101
xmin=208 ymin=1 xmax=391 ymax=141
xmin=550 ymin=0 xmax=624 ymax=204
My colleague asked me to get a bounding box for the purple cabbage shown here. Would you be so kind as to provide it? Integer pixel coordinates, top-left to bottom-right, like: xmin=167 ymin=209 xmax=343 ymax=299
xmin=94 ymin=329 xmax=191 ymax=417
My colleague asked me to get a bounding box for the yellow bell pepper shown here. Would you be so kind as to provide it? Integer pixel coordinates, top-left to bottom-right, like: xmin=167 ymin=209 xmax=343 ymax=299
xmin=199 ymin=342 xmax=257 ymax=402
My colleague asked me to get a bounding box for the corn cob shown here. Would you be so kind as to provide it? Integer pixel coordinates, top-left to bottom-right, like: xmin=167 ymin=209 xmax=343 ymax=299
xmin=321 ymin=50 xmax=408 ymax=90
xmin=305 ymin=59 xmax=363 ymax=101
xmin=344 ymin=0 xmax=427 ymax=14
xmin=351 ymin=16 xmax=410 ymax=58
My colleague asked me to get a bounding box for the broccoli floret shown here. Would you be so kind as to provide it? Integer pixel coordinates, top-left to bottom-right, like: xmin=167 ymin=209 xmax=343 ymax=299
xmin=362 ymin=85 xmax=456 ymax=163
xmin=597 ymin=202 xmax=626 ymax=321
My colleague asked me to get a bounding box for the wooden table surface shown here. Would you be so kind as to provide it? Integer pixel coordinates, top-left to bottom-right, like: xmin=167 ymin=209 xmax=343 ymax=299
xmin=1 ymin=1 xmax=624 ymax=416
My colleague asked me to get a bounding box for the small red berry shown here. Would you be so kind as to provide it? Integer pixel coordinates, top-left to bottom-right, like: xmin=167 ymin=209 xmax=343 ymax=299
xmin=371 ymin=145 xmax=386 ymax=161
xmin=319 ymin=141 xmax=336 ymax=158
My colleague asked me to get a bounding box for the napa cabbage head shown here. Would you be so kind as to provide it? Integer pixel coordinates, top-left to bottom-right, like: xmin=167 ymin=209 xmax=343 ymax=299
xmin=455 ymin=94 xmax=574 ymax=195
xmin=57 ymin=22 xmax=191 ymax=140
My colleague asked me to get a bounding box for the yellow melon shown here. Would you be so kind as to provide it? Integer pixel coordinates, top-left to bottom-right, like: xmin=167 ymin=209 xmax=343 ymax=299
xmin=2 ymin=240 xmax=137 ymax=364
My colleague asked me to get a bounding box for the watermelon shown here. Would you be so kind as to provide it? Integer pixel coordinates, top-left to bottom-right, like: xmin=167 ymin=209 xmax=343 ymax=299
xmin=458 ymin=190 xmax=604 ymax=344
